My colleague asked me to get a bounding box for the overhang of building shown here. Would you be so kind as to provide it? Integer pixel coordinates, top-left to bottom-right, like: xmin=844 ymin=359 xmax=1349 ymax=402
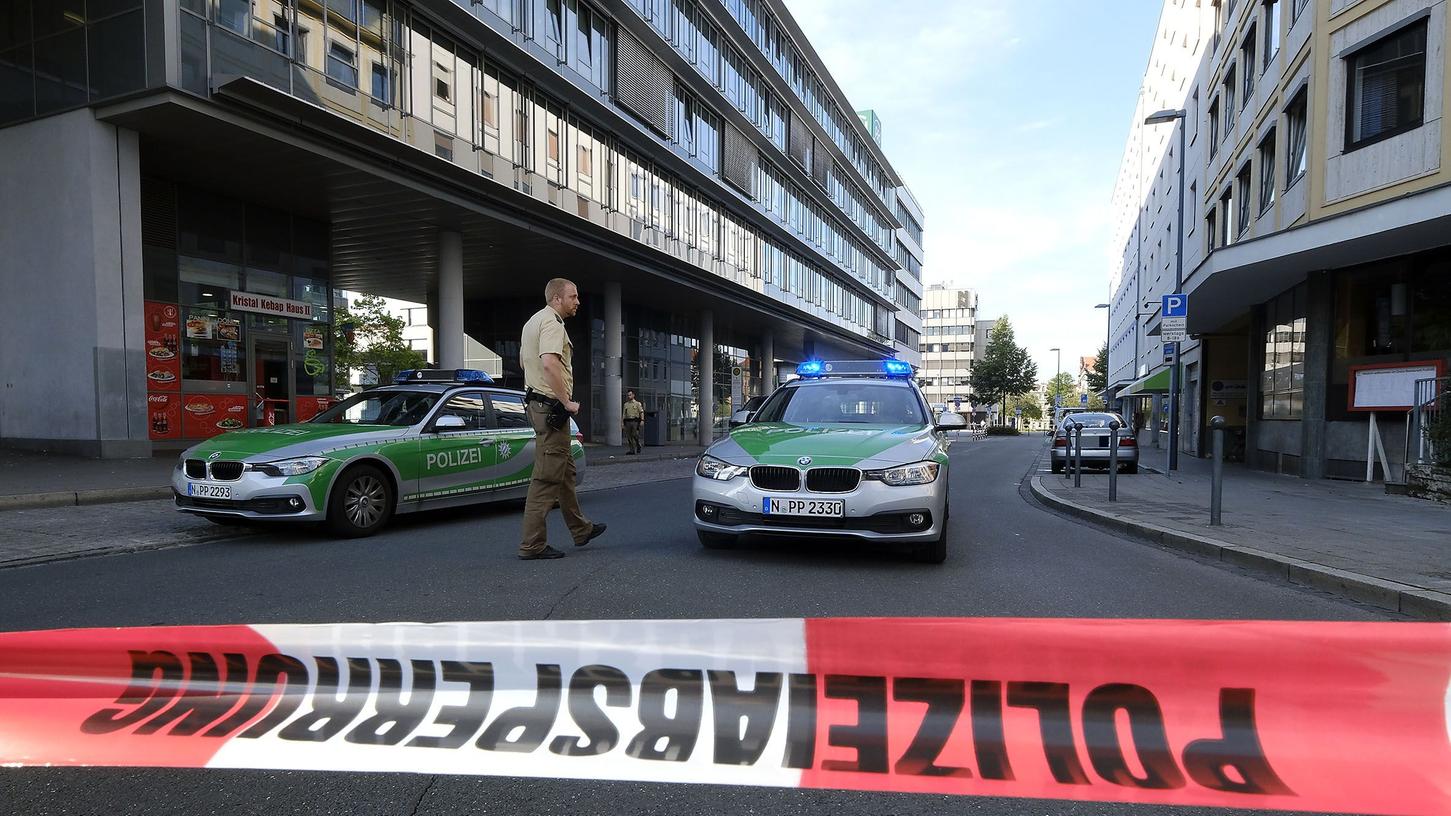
xmin=1120 ymin=368 xmax=1171 ymax=396
xmin=95 ymin=86 xmax=893 ymax=360
xmin=1184 ymin=181 xmax=1451 ymax=335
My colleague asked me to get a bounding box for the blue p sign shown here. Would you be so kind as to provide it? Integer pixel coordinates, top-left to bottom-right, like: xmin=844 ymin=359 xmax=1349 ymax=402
xmin=1162 ymin=294 xmax=1188 ymax=317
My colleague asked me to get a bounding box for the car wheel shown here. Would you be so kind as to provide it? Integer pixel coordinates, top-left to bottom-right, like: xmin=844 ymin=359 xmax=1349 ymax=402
xmin=1122 ymin=463 xmax=1138 ymax=474
xmin=697 ymin=530 xmax=736 ymax=549
xmin=914 ymin=529 xmax=948 ymax=564
xmin=1050 ymin=461 xmax=1063 ymax=473
xmin=326 ymin=464 xmax=394 ymax=538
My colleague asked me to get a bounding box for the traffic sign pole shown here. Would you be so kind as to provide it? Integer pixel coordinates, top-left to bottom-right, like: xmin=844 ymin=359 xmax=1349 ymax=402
xmin=1162 ymin=295 xmax=1187 ymax=473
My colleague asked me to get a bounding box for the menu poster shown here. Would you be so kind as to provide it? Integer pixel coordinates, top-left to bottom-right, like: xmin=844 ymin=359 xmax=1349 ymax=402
xmin=296 ymin=397 xmax=333 ymax=423
xmin=218 ymin=319 xmax=241 ymax=342
xmin=219 ymin=343 xmax=239 ymax=375
xmin=146 ymin=392 xmax=181 ymax=440
xmin=181 ymin=394 xmax=249 ymax=439
xmin=143 ymin=301 xmax=181 ymax=393
xmin=303 ymin=325 xmax=325 ymax=350
xmin=185 ymin=314 xmax=214 ymax=340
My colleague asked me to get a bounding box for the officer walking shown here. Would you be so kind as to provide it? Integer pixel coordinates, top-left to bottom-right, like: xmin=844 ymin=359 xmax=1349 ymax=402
xmin=622 ymin=390 xmax=645 ymax=455
xmin=517 ymin=278 xmax=606 ymax=560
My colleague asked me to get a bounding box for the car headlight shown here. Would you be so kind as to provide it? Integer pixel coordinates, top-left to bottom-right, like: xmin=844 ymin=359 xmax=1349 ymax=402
xmin=251 ymin=456 xmax=330 ymax=477
xmin=696 ymin=454 xmax=749 ymax=481
xmin=864 ymin=461 xmax=940 ymax=486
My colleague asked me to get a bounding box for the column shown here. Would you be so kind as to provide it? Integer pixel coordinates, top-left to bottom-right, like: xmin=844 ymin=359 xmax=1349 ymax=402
xmin=604 ymin=282 xmax=623 ymax=447
xmin=1300 ymin=272 xmax=1333 ymax=479
xmin=425 ymin=289 xmax=439 ymax=365
xmin=760 ymin=331 xmax=775 ymax=393
xmin=436 ymin=230 xmax=464 ymax=369
xmin=699 ymin=310 xmax=714 ymax=447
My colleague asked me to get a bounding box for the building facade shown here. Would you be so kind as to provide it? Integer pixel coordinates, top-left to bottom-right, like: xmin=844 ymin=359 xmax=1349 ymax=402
xmin=1109 ymin=0 xmax=1451 ymax=479
xmin=893 ymin=185 xmax=925 ymax=367
xmin=0 ymin=0 xmax=921 ymax=456
xmin=918 ymin=283 xmax=978 ymax=412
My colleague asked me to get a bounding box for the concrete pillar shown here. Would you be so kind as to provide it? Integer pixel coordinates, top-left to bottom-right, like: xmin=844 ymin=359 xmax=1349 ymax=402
xmin=425 ymin=288 xmax=439 ymax=365
xmin=760 ymin=331 xmax=775 ymax=393
xmin=604 ymin=282 xmax=623 ymax=446
xmin=1300 ymin=272 xmax=1333 ymax=479
xmin=1245 ymin=303 xmax=1265 ymax=465
xmin=436 ymin=230 xmax=464 ymax=369
xmin=699 ymin=310 xmax=714 ymax=447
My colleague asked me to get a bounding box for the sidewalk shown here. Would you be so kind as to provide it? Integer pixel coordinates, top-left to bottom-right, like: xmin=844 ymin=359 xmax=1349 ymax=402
xmin=0 ymin=442 xmax=703 ymax=511
xmin=1029 ymin=440 xmax=1451 ymax=620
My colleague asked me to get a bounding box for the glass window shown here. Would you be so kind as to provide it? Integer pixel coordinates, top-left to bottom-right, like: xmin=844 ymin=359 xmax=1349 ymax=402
xmin=1223 ymin=66 xmax=1236 ymax=131
xmin=0 ymin=44 xmax=35 ymax=124
xmin=1263 ymin=0 xmax=1280 ymax=66
xmin=1258 ymin=130 xmax=1276 ymax=213
xmin=754 ymin=382 xmax=926 ymax=425
xmin=313 ymin=389 xmax=440 ymax=426
xmin=33 ymin=28 xmax=85 ymax=114
xmin=1235 ymin=163 xmax=1252 ymax=235
xmin=1240 ymin=27 xmax=1255 ymax=101
xmin=1285 ymin=88 xmax=1307 ymax=186
xmin=488 ymin=392 xmax=531 ymax=428
xmin=180 ymin=306 xmax=246 ymax=383
xmin=326 ymin=40 xmax=358 ymax=87
xmin=439 ymin=391 xmax=489 ymax=430
xmin=1261 ymin=284 xmax=1305 ymax=419
xmin=1345 ymin=20 xmax=1426 ymax=149
xmin=179 ymin=256 xmax=241 ymax=310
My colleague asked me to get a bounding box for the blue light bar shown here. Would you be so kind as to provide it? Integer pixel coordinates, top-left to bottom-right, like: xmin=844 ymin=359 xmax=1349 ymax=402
xmin=796 ymin=360 xmax=825 ymax=378
xmin=393 ymin=368 xmax=494 ymax=384
xmin=881 ymin=359 xmax=913 ymax=378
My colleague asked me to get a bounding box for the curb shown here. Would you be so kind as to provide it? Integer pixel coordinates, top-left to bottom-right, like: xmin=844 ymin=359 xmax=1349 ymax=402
xmin=1027 ymin=476 xmax=1451 ymax=621
xmin=0 ymin=486 xmax=173 ymax=513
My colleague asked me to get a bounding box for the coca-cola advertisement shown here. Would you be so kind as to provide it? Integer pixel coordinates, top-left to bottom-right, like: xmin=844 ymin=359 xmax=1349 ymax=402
xmin=295 ymin=396 xmax=334 ymax=423
xmin=146 ymin=392 xmax=181 ymax=441
xmin=181 ymin=394 xmax=249 ymax=439
xmin=144 ymin=301 xmax=181 ymax=392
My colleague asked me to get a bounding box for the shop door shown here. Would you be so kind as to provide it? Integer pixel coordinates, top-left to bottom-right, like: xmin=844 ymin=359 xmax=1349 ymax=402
xmin=251 ymin=336 xmax=294 ymax=426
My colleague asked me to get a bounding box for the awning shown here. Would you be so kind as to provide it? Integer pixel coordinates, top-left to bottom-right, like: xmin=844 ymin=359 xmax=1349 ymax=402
xmin=1120 ymin=368 xmax=1171 ymax=396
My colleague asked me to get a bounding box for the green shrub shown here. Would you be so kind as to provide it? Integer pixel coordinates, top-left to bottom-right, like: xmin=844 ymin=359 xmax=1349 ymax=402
xmin=984 ymin=425 xmax=1020 ymax=436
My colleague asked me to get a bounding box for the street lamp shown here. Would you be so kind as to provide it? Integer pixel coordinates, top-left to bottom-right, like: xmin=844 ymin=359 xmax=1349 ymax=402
xmin=1094 ymin=303 xmax=1110 ymax=412
xmin=1049 ymin=347 xmax=1061 ymax=409
xmin=1144 ymin=107 xmax=1187 ymax=472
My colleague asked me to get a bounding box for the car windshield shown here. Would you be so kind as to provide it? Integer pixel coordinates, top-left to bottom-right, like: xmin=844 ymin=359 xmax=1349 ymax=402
xmin=311 ymin=390 xmax=441 ymax=427
xmin=1061 ymin=412 xmax=1124 ymax=429
xmin=754 ymin=382 xmax=927 ymax=425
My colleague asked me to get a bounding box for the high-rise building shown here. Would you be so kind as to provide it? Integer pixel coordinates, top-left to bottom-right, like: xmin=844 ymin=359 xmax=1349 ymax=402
xmin=918 ymin=284 xmax=977 ymax=412
xmin=1108 ymin=0 xmax=1451 ymax=480
xmin=0 ymin=0 xmax=919 ymax=455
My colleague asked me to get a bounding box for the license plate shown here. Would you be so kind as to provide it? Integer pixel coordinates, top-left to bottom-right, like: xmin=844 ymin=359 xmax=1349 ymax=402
xmin=187 ymin=482 xmax=232 ymax=500
xmin=763 ymin=497 xmax=844 ymax=517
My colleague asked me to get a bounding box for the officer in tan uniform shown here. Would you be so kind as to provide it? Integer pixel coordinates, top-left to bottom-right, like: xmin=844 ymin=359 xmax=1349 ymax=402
xmin=517 ymin=278 xmax=605 ymax=560
xmin=622 ymin=390 xmax=645 ymax=454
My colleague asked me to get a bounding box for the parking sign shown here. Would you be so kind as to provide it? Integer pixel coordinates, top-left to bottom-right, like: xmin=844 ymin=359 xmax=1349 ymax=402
xmin=1162 ymin=294 xmax=1188 ymax=317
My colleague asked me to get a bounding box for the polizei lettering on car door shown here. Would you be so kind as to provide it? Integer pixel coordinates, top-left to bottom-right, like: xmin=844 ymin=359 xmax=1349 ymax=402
xmin=84 ymin=649 xmax=1289 ymax=796
xmin=426 ymin=447 xmax=483 ymax=470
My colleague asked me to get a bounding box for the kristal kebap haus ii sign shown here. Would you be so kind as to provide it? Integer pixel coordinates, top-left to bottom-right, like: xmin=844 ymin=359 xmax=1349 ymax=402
xmin=229 ymin=291 xmax=315 ymax=320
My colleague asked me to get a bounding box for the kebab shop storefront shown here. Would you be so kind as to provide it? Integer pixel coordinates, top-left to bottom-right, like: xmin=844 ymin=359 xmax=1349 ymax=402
xmin=144 ymin=287 xmax=337 ymax=447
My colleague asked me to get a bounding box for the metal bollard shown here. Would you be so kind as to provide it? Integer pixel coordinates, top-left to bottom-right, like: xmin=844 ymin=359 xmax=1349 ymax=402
xmin=1108 ymin=419 xmax=1120 ymax=502
xmin=1072 ymin=422 xmax=1084 ymax=488
xmin=1210 ymin=415 xmax=1225 ymax=526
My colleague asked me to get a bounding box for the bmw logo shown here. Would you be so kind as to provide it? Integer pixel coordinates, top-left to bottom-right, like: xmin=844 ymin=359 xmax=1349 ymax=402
xmin=208 ymin=452 xmax=222 ymax=460
xmin=798 ymin=456 xmax=812 ymax=466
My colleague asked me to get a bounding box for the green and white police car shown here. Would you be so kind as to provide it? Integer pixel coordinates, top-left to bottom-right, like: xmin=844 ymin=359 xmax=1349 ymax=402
xmin=172 ymin=369 xmax=584 ymax=537
xmin=692 ymin=360 xmax=966 ymax=563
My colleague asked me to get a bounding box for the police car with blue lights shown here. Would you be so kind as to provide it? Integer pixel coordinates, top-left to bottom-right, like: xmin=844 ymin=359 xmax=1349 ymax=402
xmin=692 ymin=359 xmax=966 ymax=563
xmin=172 ymin=369 xmax=584 ymax=537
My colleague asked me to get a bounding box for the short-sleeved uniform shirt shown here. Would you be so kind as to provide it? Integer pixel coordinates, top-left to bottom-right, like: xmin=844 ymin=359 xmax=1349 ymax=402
xmin=521 ymin=305 xmax=572 ymax=399
xmin=623 ymin=399 xmax=645 ymax=420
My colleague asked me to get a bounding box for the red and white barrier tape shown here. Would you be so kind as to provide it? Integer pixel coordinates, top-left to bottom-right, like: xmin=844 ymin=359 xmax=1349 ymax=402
xmin=1 ymin=618 xmax=1447 ymax=813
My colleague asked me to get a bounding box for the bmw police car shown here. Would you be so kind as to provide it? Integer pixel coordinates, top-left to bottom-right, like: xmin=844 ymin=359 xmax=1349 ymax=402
xmin=692 ymin=360 xmax=966 ymax=563
xmin=172 ymin=369 xmax=584 ymax=537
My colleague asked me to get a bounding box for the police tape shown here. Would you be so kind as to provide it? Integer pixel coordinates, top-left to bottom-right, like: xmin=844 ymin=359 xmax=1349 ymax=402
xmin=1 ymin=618 xmax=1447 ymax=813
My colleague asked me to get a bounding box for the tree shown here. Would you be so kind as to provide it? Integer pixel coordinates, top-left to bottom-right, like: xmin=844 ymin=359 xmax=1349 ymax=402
xmin=1087 ymin=341 xmax=1108 ymax=395
xmin=968 ymin=317 xmax=1039 ymax=425
xmin=334 ymin=294 xmax=427 ymax=387
xmin=1006 ymin=392 xmax=1042 ymax=422
xmin=1045 ymin=372 xmax=1077 ymax=411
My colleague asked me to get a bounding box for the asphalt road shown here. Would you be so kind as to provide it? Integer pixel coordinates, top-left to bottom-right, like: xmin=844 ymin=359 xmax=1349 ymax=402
xmin=0 ymin=436 xmax=1393 ymax=816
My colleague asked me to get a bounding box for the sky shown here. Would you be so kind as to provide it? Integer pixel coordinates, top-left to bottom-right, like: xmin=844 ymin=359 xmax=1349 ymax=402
xmin=784 ymin=0 xmax=1163 ymax=383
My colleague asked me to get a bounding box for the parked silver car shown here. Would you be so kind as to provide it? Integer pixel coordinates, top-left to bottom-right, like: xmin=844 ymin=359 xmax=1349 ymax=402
xmin=1050 ymin=412 xmax=1139 ymax=474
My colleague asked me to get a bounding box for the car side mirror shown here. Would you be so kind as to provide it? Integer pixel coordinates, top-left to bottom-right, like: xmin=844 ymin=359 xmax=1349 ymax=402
xmin=934 ymin=411 xmax=968 ymax=432
xmin=434 ymin=415 xmax=467 ymax=431
xmin=728 ymin=409 xmax=754 ymax=428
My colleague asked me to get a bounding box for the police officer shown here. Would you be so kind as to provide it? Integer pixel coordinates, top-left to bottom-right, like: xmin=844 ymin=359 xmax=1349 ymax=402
xmin=517 ymin=278 xmax=605 ymax=560
xmin=622 ymin=390 xmax=645 ymax=454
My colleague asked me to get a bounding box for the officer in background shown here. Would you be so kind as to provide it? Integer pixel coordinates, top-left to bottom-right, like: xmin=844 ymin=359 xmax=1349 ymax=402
xmin=517 ymin=278 xmax=606 ymax=560
xmin=622 ymin=390 xmax=645 ymax=454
